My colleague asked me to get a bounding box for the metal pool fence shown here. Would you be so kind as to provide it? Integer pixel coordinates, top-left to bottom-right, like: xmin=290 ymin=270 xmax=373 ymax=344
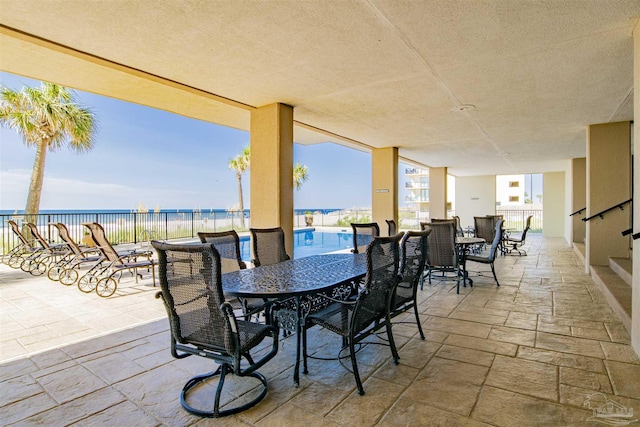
xmin=0 ymin=208 xmax=375 ymax=255
xmin=0 ymin=207 xmax=541 ymax=255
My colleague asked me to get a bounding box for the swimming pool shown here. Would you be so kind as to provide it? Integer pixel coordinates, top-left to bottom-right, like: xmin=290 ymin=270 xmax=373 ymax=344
xmin=238 ymin=228 xmax=354 ymax=261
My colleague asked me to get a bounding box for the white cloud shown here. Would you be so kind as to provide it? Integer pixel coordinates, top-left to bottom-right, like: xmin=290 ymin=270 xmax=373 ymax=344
xmin=0 ymin=169 xmax=236 ymax=210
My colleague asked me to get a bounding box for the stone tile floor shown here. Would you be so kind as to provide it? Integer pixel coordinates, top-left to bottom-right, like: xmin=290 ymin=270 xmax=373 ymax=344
xmin=1 ymin=235 xmax=639 ymax=426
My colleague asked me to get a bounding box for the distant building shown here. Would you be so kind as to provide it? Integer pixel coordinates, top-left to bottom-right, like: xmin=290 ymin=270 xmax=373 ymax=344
xmin=405 ymin=167 xmax=429 ymax=220
xmin=496 ymin=175 xmax=525 ymax=207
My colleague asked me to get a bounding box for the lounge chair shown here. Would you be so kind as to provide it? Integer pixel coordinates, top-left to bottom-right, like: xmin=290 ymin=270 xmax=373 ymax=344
xmin=78 ymin=222 xmax=155 ymax=297
xmin=4 ymin=220 xmax=41 ymax=270
xmin=21 ymin=222 xmax=71 ymax=275
xmin=48 ymin=222 xmax=104 ymax=285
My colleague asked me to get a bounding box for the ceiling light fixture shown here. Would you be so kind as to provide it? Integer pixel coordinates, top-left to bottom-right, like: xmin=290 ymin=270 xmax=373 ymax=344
xmin=451 ymin=104 xmax=476 ymax=112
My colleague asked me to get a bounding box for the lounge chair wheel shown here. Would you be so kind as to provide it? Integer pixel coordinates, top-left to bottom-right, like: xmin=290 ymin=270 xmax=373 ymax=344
xmin=8 ymin=256 xmax=23 ymax=269
xmin=48 ymin=266 xmax=63 ymax=281
xmin=59 ymin=269 xmax=79 ymax=286
xmin=78 ymin=275 xmax=99 ymax=293
xmin=96 ymin=277 xmax=117 ymax=298
xmin=20 ymin=258 xmax=36 ymax=273
xmin=33 ymin=261 xmax=47 ymax=276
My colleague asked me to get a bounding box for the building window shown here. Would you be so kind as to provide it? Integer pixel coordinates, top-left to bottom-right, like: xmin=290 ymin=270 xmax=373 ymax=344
xmin=509 ymin=181 xmax=519 ymax=188
xmin=509 ymin=196 xmax=519 ymax=202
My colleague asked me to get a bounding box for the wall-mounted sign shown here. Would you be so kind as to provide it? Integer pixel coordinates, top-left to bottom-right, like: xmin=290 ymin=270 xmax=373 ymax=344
xmin=471 ymin=197 xmax=480 ymax=200
xmin=376 ymin=189 xmax=389 ymax=193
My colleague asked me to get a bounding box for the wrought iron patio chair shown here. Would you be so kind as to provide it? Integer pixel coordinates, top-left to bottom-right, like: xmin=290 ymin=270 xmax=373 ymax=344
xmin=473 ymin=216 xmax=495 ymax=252
xmin=78 ymin=222 xmax=155 ymax=297
xmin=198 ymin=230 xmax=264 ymax=320
xmin=421 ymin=221 xmax=459 ymax=288
xmin=391 ymin=229 xmax=430 ymax=339
xmin=249 ymin=227 xmax=290 ymax=267
xmin=304 ymin=233 xmax=402 ymax=395
xmin=452 ymin=215 xmax=465 ymax=237
xmin=152 ymin=241 xmax=279 ymax=418
xmin=350 ymin=222 xmax=380 ymax=254
xmin=385 ymin=219 xmax=397 ymax=236
xmin=504 ymin=215 xmax=532 ymax=255
xmin=466 ymin=219 xmax=503 ymax=286
xmin=48 ymin=223 xmax=104 ymax=285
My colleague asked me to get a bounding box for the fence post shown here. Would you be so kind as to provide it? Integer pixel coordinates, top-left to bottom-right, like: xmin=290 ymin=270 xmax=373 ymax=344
xmin=164 ymin=213 xmax=168 ymax=240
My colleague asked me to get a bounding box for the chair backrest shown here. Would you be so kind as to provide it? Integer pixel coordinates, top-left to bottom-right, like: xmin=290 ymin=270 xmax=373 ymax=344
xmin=83 ymin=222 xmax=122 ymax=263
xmin=486 ymin=219 xmax=504 ymax=262
xmin=198 ymin=230 xmax=247 ymax=273
xmin=250 ymin=227 xmax=290 ymax=267
xmin=423 ymin=221 xmax=457 ymax=267
xmin=152 ymin=241 xmax=235 ymax=354
xmin=351 ymin=222 xmax=380 ymax=254
xmin=452 ymin=215 xmax=464 ymax=237
xmin=8 ymin=220 xmax=30 ymax=246
xmin=25 ymin=223 xmax=50 ymax=249
xmin=474 ymin=216 xmax=495 ymax=243
xmin=385 ymin=219 xmax=397 ymax=236
xmin=396 ymin=230 xmax=430 ymax=307
xmin=52 ymin=222 xmax=83 ymax=256
xmin=520 ymin=215 xmax=533 ymax=241
xmin=353 ymin=233 xmax=402 ymax=333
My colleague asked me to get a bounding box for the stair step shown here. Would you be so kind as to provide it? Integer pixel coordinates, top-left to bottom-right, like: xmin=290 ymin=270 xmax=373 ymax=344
xmin=590 ymin=265 xmax=631 ymax=332
xmin=573 ymin=242 xmax=585 ymax=265
xmin=610 ymin=257 xmax=632 ymax=286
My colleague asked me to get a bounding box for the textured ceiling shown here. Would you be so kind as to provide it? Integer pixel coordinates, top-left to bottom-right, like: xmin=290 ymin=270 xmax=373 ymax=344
xmin=1 ymin=0 xmax=639 ymax=175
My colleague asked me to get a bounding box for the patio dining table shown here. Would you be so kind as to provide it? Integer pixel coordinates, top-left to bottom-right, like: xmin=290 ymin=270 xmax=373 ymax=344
xmin=222 ymin=253 xmax=367 ymax=385
xmin=455 ymin=236 xmax=485 ymax=288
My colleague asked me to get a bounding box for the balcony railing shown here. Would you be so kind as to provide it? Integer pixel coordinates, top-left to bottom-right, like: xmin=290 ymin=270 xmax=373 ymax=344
xmin=404 ymin=168 xmax=429 ymax=175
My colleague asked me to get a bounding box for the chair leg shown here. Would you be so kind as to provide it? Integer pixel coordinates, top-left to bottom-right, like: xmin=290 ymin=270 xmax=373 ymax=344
xmin=413 ymin=303 xmax=425 ymax=340
xmin=349 ymin=337 xmax=365 ymax=395
xmin=385 ymin=315 xmax=400 ymax=364
xmin=180 ymin=363 xmax=269 ymax=417
xmin=490 ymin=262 xmax=500 ymax=287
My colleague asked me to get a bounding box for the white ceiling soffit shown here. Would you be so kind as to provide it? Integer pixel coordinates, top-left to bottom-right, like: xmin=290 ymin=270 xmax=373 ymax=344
xmin=0 ymin=0 xmax=638 ymax=176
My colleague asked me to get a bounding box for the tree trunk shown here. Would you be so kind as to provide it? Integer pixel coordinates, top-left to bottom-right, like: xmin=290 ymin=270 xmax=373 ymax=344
xmin=236 ymin=172 xmax=245 ymax=229
xmin=23 ymin=138 xmax=48 ymax=241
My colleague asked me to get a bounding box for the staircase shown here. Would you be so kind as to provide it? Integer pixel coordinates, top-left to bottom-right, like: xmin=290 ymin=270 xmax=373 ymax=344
xmin=590 ymin=257 xmax=632 ymax=332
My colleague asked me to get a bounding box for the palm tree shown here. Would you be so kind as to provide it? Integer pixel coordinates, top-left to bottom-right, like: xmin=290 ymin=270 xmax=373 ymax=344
xmin=228 ymin=145 xmax=251 ymax=228
xmin=294 ymin=162 xmax=309 ymax=190
xmin=0 ymin=82 xmax=97 ymax=223
xmin=229 ymin=147 xmax=310 ymax=228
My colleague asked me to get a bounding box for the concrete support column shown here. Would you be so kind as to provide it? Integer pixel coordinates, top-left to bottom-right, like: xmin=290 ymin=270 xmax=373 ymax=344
xmin=572 ymin=158 xmax=586 ymax=244
xmin=250 ymin=103 xmax=294 ymax=257
xmin=586 ymin=121 xmax=631 ymax=270
xmin=371 ymin=148 xmax=398 ymax=235
xmin=632 ymin=19 xmax=640 ymax=355
xmin=429 ymin=167 xmax=448 ymax=219
xmin=542 ymin=172 xmax=565 ymax=238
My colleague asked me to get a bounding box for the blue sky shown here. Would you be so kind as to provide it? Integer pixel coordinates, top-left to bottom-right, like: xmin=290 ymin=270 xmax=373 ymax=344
xmin=0 ymin=71 xmax=402 ymax=211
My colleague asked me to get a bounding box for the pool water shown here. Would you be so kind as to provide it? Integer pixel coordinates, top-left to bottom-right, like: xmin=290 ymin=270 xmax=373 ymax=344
xmin=238 ymin=228 xmax=353 ymax=261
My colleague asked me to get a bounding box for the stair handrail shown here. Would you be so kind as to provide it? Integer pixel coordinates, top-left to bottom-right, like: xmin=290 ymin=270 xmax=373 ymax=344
xmin=570 ymin=207 xmax=586 ymax=217
xmin=581 ymin=199 xmax=632 ymax=222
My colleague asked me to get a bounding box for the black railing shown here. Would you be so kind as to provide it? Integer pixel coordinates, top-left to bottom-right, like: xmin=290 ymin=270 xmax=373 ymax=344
xmin=495 ymin=209 xmax=543 ymax=232
xmin=569 ymin=207 xmax=586 ymax=217
xmin=582 ymin=199 xmax=632 ymax=222
xmin=0 ymin=208 xmax=374 ymax=255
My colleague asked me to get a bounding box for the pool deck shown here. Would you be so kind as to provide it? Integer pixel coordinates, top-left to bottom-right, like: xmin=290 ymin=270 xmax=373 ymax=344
xmin=1 ymin=235 xmax=640 ymax=426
